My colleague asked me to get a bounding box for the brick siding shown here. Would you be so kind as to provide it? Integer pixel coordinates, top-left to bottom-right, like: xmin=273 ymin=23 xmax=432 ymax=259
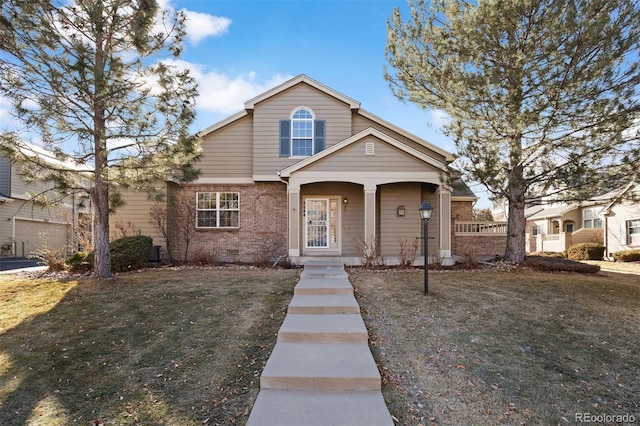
xmin=173 ymin=182 xmax=288 ymax=263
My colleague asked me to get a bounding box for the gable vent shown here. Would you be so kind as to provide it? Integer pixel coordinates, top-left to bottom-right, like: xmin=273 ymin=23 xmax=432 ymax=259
xmin=365 ymin=142 xmax=375 ymax=156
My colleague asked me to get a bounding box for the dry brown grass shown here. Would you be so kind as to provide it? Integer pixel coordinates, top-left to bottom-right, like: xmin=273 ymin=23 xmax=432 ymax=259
xmin=350 ymin=268 xmax=640 ymax=425
xmin=3 ymin=265 xmax=638 ymax=425
xmin=0 ymin=267 xmax=298 ymax=425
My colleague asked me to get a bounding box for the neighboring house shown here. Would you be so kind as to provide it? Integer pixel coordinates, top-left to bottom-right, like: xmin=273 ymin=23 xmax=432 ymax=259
xmin=524 ymin=190 xmax=623 ymax=254
xmin=112 ymin=75 xmax=479 ymax=266
xmin=601 ymin=181 xmax=640 ymax=257
xmin=0 ymin=147 xmax=89 ymax=257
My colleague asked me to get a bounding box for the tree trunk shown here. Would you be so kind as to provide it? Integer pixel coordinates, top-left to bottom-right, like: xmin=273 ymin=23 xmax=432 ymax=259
xmin=504 ymin=167 xmax=526 ymax=263
xmin=91 ymin=180 xmax=112 ymax=279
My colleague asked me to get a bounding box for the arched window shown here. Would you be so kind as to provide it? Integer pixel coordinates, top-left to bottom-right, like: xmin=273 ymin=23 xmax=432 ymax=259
xmin=291 ymin=107 xmax=314 ymax=157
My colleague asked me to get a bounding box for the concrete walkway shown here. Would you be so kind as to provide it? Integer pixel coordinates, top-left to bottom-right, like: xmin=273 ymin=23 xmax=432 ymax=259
xmin=247 ymin=261 xmax=393 ymax=426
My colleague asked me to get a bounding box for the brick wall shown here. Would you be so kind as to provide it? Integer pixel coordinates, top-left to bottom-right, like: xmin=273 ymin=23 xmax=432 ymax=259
xmin=174 ymin=182 xmax=288 ymax=263
xmin=453 ymin=235 xmax=507 ymax=260
xmin=451 ymin=200 xmax=506 ymax=260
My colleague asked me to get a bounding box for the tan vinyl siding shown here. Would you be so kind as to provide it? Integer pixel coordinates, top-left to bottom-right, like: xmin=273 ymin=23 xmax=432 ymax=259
xmin=110 ymin=189 xmax=166 ymax=251
xmin=199 ymin=114 xmax=253 ymax=178
xmin=9 ymin=166 xmax=55 ymax=200
xmin=352 ymin=112 xmax=448 ymax=164
xmin=300 ymin=137 xmax=439 ymax=173
xmin=379 ymin=183 xmax=422 ymax=257
xmin=253 ymin=83 xmax=353 ymax=178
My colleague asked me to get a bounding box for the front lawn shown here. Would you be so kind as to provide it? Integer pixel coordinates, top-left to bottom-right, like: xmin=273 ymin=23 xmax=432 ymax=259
xmin=2 ymin=266 xmax=638 ymax=425
xmin=0 ymin=268 xmax=298 ymax=425
xmin=350 ymin=268 xmax=640 ymax=425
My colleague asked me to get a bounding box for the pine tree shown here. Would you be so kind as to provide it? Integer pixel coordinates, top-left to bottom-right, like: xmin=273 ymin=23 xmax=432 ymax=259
xmin=385 ymin=0 xmax=640 ymax=263
xmin=0 ymin=0 xmax=200 ymax=278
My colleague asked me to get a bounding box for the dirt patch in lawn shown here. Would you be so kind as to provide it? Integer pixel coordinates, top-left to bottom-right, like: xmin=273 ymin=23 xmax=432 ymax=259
xmin=350 ymin=268 xmax=640 ymax=425
xmin=0 ymin=267 xmax=299 ymax=425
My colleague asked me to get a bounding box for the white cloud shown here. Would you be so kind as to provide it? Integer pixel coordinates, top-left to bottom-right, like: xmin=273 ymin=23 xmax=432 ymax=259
xmin=156 ymin=0 xmax=231 ymax=45
xmin=162 ymin=60 xmax=291 ymax=114
xmin=430 ymin=109 xmax=451 ymax=129
xmin=182 ymin=10 xmax=231 ymax=44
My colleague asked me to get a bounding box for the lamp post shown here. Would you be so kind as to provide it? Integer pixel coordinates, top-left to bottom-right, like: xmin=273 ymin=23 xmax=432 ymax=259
xmin=419 ymin=201 xmax=433 ymax=295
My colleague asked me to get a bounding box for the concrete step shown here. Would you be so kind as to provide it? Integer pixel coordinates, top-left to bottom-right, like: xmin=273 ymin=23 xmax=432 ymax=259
xmin=247 ymin=389 xmax=393 ymax=426
xmin=303 ymin=260 xmax=345 ymax=269
xmin=278 ymin=314 xmax=368 ymax=344
xmin=294 ymin=277 xmax=353 ymax=295
xmin=300 ymin=270 xmax=349 ymax=280
xmin=260 ymin=342 xmax=381 ymax=391
xmin=288 ymin=294 xmax=360 ymax=314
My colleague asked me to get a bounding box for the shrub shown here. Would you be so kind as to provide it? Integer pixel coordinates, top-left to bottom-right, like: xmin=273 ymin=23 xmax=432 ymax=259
xmin=566 ymin=243 xmax=605 ymax=261
xmin=612 ymin=249 xmax=640 ymax=262
xmin=34 ymin=249 xmax=66 ymax=272
xmin=524 ymin=256 xmax=600 ymax=274
xmin=65 ymin=251 xmax=92 ymax=273
xmin=86 ymin=236 xmax=153 ymax=273
xmin=110 ymin=236 xmax=153 ymax=273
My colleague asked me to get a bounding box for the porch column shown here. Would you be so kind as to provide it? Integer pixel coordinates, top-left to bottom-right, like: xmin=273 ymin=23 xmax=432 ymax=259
xmin=438 ymin=187 xmax=452 ymax=259
xmin=288 ymin=187 xmax=300 ymax=258
xmin=364 ymin=185 xmax=377 ymax=249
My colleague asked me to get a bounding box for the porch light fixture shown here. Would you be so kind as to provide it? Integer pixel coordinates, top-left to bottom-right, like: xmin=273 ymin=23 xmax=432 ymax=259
xmin=343 ymin=198 xmax=348 ymax=210
xmin=419 ymin=201 xmax=433 ymax=295
xmin=397 ymin=205 xmax=405 ymax=217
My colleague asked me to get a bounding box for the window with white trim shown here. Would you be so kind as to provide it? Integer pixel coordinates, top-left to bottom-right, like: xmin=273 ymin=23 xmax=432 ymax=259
xmin=628 ymin=219 xmax=640 ymax=245
xmin=582 ymin=209 xmax=602 ymax=229
xmin=291 ymin=108 xmax=314 ymax=157
xmin=196 ymin=192 xmax=239 ymax=228
xmin=279 ymin=107 xmax=325 ymax=157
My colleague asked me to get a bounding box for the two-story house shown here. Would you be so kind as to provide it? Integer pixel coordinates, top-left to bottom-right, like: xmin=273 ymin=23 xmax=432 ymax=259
xmin=112 ymin=75 xmax=477 ymax=266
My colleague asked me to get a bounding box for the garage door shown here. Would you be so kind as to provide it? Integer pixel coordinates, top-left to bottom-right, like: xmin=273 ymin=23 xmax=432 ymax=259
xmin=14 ymin=219 xmax=70 ymax=256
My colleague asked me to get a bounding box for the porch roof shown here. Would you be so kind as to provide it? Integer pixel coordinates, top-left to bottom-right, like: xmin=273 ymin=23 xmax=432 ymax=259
xmin=278 ymin=127 xmax=448 ymax=178
xmin=528 ymin=204 xmax=578 ymax=220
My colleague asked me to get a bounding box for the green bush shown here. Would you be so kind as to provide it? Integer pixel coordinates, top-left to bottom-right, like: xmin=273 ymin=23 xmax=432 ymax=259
xmin=65 ymin=251 xmax=92 ymax=273
xmin=85 ymin=236 xmax=154 ymax=274
xmin=566 ymin=243 xmax=605 ymax=261
xmin=524 ymin=256 xmax=600 ymax=274
xmin=612 ymin=249 xmax=640 ymax=262
xmin=109 ymin=236 xmax=153 ymax=273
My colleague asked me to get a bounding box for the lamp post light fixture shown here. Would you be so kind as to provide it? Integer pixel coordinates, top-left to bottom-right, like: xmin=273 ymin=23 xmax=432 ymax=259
xmin=419 ymin=201 xmax=433 ymax=295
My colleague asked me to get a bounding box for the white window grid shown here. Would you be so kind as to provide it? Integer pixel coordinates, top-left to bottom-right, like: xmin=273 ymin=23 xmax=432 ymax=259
xmin=196 ymin=192 xmax=240 ymax=228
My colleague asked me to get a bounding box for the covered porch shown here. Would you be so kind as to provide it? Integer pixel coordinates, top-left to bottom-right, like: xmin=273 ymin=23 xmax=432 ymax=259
xmin=283 ymin=179 xmax=452 ymax=266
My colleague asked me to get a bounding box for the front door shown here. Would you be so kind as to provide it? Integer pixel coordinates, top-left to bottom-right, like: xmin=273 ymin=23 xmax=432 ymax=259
xmin=305 ymin=198 xmax=339 ymax=252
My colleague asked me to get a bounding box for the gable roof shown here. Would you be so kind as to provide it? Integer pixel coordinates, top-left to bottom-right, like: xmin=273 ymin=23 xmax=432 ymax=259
xmin=527 ymin=204 xmax=578 ymax=220
xmin=357 ymin=109 xmax=454 ymax=162
xmin=196 ymin=75 xmax=456 ymax=164
xmin=278 ymin=127 xmax=448 ymax=178
xmin=602 ymin=181 xmax=640 ymax=213
xmin=244 ymin=74 xmax=360 ymax=110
